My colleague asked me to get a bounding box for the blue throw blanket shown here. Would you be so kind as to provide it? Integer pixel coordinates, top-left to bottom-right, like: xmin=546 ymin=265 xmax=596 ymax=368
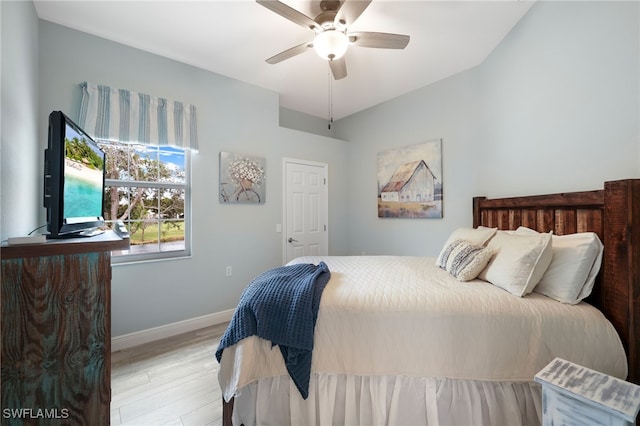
xmin=215 ymin=262 xmax=331 ymax=399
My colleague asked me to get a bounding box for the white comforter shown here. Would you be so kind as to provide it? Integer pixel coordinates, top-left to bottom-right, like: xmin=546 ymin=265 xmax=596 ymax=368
xmin=219 ymin=256 xmax=627 ymax=401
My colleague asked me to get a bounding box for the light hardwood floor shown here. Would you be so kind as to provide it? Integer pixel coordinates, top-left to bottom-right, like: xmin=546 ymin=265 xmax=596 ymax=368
xmin=111 ymin=323 xmax=229 ymax=426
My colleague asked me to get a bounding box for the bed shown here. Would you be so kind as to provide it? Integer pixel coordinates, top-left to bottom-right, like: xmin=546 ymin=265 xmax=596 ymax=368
xmin=218 ymin=178 xmax=640 ymax=426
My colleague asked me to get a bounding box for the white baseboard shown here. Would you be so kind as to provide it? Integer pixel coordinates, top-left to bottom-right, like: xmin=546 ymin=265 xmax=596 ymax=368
xmin=111 ymin=309 xmax=234 ymax=352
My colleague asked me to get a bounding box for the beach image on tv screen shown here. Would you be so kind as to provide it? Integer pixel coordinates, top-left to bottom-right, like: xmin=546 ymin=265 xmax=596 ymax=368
xmin=63 ymin=124 xmax=105 ymax=218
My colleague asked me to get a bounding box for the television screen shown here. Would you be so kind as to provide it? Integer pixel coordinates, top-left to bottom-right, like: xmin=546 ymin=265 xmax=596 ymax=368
xmin=62 ymin=123 xmax=105 ymax=219
xmin=44 ymin=111 xmax=106 ymax=238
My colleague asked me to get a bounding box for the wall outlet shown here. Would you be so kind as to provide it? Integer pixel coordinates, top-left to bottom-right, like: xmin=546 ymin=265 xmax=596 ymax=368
xmin=225 ymin=266 xmax=232 ymax=276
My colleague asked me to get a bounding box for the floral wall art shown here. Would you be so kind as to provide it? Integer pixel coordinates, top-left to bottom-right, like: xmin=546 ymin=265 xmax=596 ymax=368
xmin=219 ymin=151 xmax=266 ymax=204
xmin=377 ymin=139 xmax=443 ymax=218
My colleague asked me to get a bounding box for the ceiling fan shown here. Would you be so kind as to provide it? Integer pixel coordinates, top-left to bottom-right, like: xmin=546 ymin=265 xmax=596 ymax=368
xmin=257 ymin=0 xmax=410 ymax=80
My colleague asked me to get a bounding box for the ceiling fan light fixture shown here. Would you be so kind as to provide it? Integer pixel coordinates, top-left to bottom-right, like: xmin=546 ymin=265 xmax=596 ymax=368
xmin=313 ymin=30 xmax=349 ymax=61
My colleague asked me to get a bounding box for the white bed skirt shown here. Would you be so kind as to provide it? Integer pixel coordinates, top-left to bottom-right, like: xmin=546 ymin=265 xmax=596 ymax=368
xmin=231 ymin=373 xmax=542 ymax=426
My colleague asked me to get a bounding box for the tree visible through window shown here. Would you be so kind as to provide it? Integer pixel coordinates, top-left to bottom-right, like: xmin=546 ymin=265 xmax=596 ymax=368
xmin=99 ymin=141 xmax=190 ymax=261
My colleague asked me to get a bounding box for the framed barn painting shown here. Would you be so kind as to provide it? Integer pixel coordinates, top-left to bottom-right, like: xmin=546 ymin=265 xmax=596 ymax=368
xmin=377 ymin=139 xmax=442 ymax=218
xmin=219 ymin=151 xmax=266 ymax=204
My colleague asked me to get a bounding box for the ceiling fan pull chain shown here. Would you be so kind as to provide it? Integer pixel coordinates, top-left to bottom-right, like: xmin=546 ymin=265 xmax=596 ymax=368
xmin=328 ymin=64 xmax=333 ymax=130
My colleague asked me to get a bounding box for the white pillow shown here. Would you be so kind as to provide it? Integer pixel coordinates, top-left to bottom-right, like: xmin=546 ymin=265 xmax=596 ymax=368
xmin=515 ymin=227 xmax=603 ymax=304
xmin=436 ymin=239 xmax=494 ymax=282
xmin=478 ymin=230 xmax=553 ymax=297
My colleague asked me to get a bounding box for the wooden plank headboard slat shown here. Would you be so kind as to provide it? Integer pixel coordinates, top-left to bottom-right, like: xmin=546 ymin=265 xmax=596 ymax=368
xmin=508 ymin=210 xmax=522 ymax=230
xmin=577 ymin=209 xmax=603 ymax=235
xmin=537 ymin=209 xmax=555 ymax=233
xmin=555 ymin=209 xmax=577 ymax=235
xmin=521 ymin=209 xmax=537 ymax=229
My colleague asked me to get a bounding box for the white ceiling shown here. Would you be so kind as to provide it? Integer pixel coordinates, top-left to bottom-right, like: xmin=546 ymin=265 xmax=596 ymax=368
xmin=33 ymin=0 xmax=534 ymax=120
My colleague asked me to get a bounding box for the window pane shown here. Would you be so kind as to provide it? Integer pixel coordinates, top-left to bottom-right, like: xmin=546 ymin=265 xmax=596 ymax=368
xmin=158 ymin=147 xmax=185 ymax=184
xmin=130 ymin=217 xmax=160 ymax=254
xmin=160 ymin=219 xmax=185 ymax=252
xmin=159 ymin=188 xmax=185 ymax=220
xmin=103 ymin=185 xmax=129 ymax=221
xmin=101 ymin=143 xmax=132 ymax=181
xmin=136 ymin=145 xmax=159 ymax=182
xmin=134 ymin=186 xmax=158 ymax=243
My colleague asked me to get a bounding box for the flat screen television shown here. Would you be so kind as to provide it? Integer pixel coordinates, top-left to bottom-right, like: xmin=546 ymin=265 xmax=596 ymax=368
xmin=43 ymin=110 xmax=106 ymax=239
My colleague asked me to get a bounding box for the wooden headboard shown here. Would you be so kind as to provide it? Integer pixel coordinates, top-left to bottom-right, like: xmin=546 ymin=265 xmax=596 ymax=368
xmin=473 ymin=179 xmax=640 ymax=384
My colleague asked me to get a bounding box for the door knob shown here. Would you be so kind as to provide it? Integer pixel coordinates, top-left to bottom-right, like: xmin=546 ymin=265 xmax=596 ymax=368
xmin=288 ymin=237 xmax=298 ymax=243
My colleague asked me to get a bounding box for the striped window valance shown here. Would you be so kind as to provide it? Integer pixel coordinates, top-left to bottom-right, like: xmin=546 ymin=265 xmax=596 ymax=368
xmin=78 ymin=82 xmax=198 ymax=151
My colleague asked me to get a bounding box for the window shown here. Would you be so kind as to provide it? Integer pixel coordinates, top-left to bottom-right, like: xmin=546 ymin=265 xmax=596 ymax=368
xmin=99 ymin=141 xmax=190 ymax=262
xmin=78 ymin=81 xmax=198 ymax=262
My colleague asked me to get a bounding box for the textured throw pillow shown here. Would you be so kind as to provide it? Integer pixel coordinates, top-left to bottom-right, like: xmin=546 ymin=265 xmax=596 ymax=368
xmin=515 ymin=227 xmax=604 ymax=304
xmin=436 ymin=227 xmax=497 ymax=272
xmin=478 ymin=230 xmax=553 ymax=297
xmin=437 ymin=239 xmax=494 ymax=281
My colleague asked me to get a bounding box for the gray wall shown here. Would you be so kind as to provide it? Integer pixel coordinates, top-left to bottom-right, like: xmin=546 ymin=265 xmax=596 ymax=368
xmin=1 ymin=1 xmax=40 ymax=239
xmin=280 ymin=107 xmax=337 ymax=139
xmin=476 ymin=1 xmax=640 ymax=197
xmin=335 ymin=69 xmax=483 ymax=256
xmin=335 ymin=0 xmax=640 ymax=257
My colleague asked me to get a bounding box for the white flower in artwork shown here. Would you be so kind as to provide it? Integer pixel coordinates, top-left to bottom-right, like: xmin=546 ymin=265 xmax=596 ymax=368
xmin=228 ymin=157 xmax=265 ymax=186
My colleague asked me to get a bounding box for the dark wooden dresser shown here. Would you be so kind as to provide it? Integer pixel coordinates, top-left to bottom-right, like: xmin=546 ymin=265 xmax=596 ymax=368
xmin=1 ymin=232 xmax=128 ymax=425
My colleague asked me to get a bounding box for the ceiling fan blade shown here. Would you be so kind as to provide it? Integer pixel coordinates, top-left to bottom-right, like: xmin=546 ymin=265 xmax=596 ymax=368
xmin=349 ymin=32 xmax=410 ymax=49
xmin=334 ymin=0 xmax=372 ymax=26
xmin=329 ymin=57 xmax=347 ymax=80
xmin=256 ymin=0 xmax=319 ymax=31
xmin=266 ymin=41 xmax=312 ymax=64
